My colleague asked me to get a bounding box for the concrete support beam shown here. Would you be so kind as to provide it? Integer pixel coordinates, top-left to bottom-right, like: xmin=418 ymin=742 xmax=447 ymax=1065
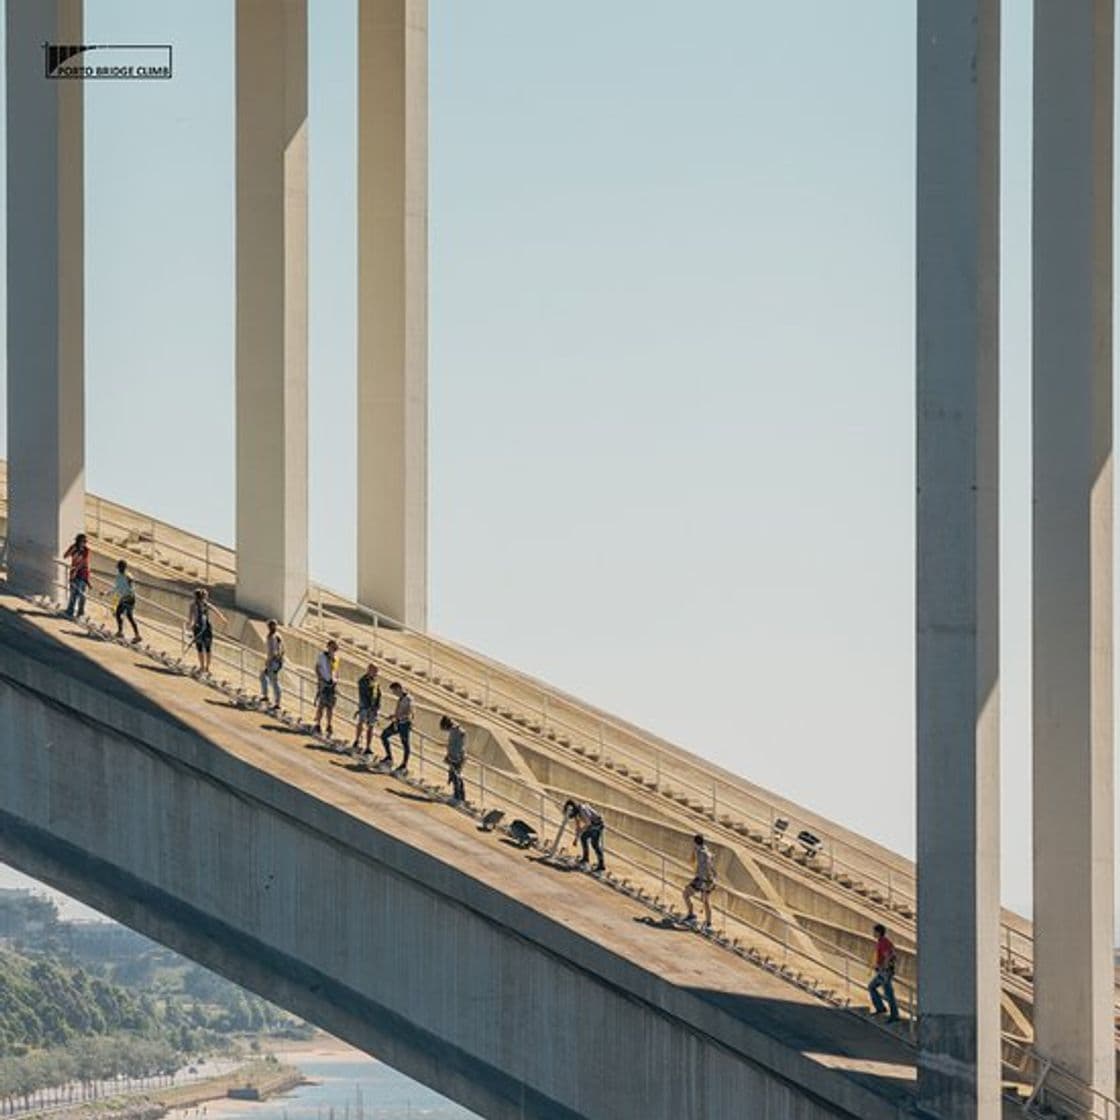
xmin=235 ymin=0 xmax=308 ymax=623
xmin=0 ymin=609 xmax=908 ymax=1120
xmin=915 ymin=3 xmax=1001 ymax=1116
xmin=5 ymin=0 xmax=84 ymax=596
xmin=356 ymin=0 xmax=428 ymax=628
xmin=1032 ymin=2 xmax=1115 ymax=1105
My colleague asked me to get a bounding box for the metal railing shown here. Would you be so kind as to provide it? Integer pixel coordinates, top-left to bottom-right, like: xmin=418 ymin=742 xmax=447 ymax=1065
xmin=12 ymin=484 xmax=921 ymax=926
xmin=34 ymin=560 xmax=1120 ymax=1111
xmin=0 ymin=489 xmax=236 ymax=590
xmin=13 ymin=484 xmax=1105 ymax=1023
xmin=1007 ymin=1040 xmax=1120 ymax=1120
xmin=35 ymin=560 xmax=918 ymax=1038
xmin=304 ymin=592 xmax=913 ymax=901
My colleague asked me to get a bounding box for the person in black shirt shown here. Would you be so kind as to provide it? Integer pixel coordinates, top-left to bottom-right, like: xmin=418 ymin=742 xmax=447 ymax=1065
xmin=440 ymin=715 xmax=466 ymax=802
xmin=564 ymin=800 xmax=606 ymax=872
xmin=352 ymin=664 xmax=382 ymax=754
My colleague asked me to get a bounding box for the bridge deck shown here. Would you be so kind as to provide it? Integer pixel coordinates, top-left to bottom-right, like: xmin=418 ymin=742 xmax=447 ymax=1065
xmin=0 ymin=589 xmax=925 ymax=1113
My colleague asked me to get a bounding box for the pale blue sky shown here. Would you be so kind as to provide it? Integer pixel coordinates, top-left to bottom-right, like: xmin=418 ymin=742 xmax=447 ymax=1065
xmin=0 ymin=2 xmax=1099 ymax=925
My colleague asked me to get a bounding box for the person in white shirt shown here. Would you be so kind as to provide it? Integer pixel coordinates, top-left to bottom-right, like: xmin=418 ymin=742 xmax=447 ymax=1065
xmin=683 ymin=834 xmax=716 ymax=929
xmin=380 ymin=682 xmax=413 ymax=772
xmin=313 ymin=639 xmax=339 ymax=737
xmin=259 ymin=619 xmax=284 ymax=710
xmin=109 ymin=559 xmax=141 ymax=643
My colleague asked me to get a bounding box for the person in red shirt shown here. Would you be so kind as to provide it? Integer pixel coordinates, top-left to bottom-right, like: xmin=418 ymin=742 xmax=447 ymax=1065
xmin=62 ymin=533 xmax=91 ymax=619
xmin=868 ymin=923 xmax=899 ymax=1022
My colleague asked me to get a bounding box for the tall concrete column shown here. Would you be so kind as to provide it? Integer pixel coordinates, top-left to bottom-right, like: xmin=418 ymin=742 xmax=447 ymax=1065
xmin=5 ymin=0 xmax=84 ymax=597
xmin=1032 ymin=2 xmax=1115 ymax=1107
xmin=357 ymin=0 xmax=428 ymax=629
xmin=915 ymin=3 xmax=1001 ymax=1117
xmin=235 ymin=0 xmax=308 ymax=623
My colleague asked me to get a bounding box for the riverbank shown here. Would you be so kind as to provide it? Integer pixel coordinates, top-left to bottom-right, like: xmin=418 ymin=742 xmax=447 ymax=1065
xmin=18 ymin=1058 xmax=305 ymax=1120
xmin=257 ymin=1035 xmax=362 ymax=1064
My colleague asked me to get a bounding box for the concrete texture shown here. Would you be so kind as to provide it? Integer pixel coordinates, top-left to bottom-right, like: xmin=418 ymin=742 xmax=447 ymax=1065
xmin=356 ymin=0 xmax=428 ymax=628
xmin=5 ymin=0 xmax=85 ymax=596
xmin=915 ymin=3 xmax=1002 ymax=1117
xmin=4 ymin=476 xmax=1108 ymax=1087
xmin=1032 ymin=1 xmax=1116 ymax=1107
xmin=0 ymin=595 xmax=923 ymax=1120
xmin=235 ymin=0 xmax=309 ymax=624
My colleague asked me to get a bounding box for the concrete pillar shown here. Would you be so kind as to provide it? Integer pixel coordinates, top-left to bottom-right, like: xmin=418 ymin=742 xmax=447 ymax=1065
xmin=356 ymin=0 xmax=428 ymax=628
xmin=1032 ymin=2 xmax=1115 ymax=1107
xmin=5 ymin=0 xmax=84 ymax=597
xmin=915 ymin=3 xmax=1001 ymax=1117
xmin=235 ymin=0 xmax=308 ymax=622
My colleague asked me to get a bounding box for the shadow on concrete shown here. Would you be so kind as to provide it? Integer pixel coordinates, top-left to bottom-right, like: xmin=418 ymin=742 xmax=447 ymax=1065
xmin=329 ymin=759 xmax=375 ymax=774
xmin=134 ymin=662 xmax=185 ymax=678
xmin=633 ymin=915 xmax=691 ymax=932
xmin=0 ymin=602 xmax=202 ymax=733
xmin=529 ymin=854 xmax=579 ymax=871
xmin=683 ymin=986 xmax=917 ymax=1105
xmin=301 ymin=740 xmax=344 ymax=756
xmin=63 ymin=627 xmax=104 ymax=642
xmin=387 ymin=789 xmax=436 ymax=804
xmin=258 ymin=721 xmax=309 ymax=736
xmin=14 ymin=608 xmax=61 ymax=621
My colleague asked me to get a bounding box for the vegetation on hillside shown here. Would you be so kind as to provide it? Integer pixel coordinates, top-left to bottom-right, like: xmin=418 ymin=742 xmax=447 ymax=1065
xmin=0 ymin=951 xmax=158 ymax=1055
xmin=0 ymin=892 xmax=313 ymax=1104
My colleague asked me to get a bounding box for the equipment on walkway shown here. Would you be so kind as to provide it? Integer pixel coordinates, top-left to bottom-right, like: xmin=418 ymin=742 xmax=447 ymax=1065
xmin=508 ymin=819 xmax=537 ymax=848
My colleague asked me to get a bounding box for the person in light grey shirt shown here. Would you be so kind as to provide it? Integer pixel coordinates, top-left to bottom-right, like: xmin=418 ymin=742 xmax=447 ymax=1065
xmin=259 ymin=619 xmax=284 ymax=710
xmin=683 ymin=834 xmax=716 ymax=929
xmin=380 ymin=682 xmax=413 ymax=772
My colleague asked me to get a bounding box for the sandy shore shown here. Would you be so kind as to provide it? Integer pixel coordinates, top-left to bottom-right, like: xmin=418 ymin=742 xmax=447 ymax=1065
xmin=163 ymin=1037 xmax=372 ymax=1120
xmin=257 ymin=1034 xmax=364 ymax=1065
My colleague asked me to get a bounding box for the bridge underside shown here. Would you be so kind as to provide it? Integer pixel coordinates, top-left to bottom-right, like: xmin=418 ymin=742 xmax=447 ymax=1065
xmin=0 ymin=594 xmax=916 ymax=1120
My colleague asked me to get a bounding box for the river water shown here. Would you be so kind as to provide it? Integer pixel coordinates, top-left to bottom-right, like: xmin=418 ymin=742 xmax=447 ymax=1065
xmin=171 ymin=1054 xmax=478 ymax=1120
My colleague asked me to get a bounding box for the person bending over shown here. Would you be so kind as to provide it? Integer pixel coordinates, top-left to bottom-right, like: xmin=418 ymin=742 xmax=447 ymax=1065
xmin=564 ymin=800 xmax=606 ymax=873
